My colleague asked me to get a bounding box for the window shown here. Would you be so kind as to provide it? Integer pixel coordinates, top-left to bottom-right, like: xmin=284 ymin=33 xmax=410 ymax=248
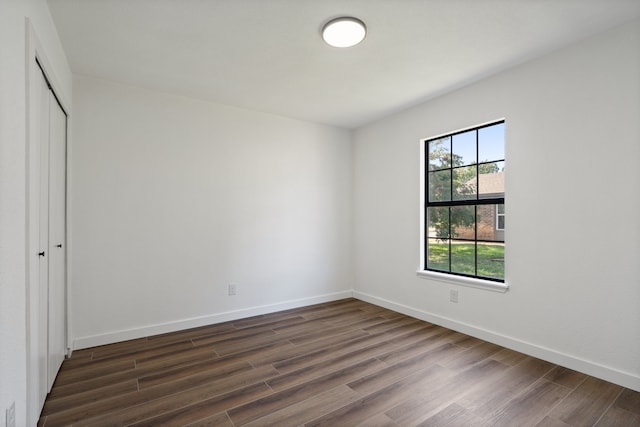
xmin=421 ymin=121 xmax=505 ymax=284
xmin=496 ymin=204 xmax=505 ymax=231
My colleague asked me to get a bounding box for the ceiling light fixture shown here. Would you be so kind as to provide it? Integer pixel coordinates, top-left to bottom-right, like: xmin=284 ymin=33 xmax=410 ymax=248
xmin=322 ymin=17 xmax=366 ymax=48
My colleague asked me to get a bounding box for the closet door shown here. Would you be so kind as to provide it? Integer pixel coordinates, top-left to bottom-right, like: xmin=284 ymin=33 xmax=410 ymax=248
xmin=36 ymin=64 xmax=68 ymax=396
xmin=48 ymin=93 xmax=67 ymax=390
xmin=36 ymin=68 xmax=50 ymax=406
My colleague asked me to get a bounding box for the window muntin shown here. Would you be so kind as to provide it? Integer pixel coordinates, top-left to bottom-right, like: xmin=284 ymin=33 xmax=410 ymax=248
xmin=424 ymin=121 xmax=505 ymax=282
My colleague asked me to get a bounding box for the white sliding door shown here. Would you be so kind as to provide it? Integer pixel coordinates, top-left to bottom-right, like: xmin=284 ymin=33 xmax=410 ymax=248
xmin=35 ymin=64 xmax=68 ymax=401
xmin=48 ymin=92 xmax=67 ymax=390
xmin=36 ymin=65 xmax=51 ymax=407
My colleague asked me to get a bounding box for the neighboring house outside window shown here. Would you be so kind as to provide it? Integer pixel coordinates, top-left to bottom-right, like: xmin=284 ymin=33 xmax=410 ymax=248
xmin=422 ymin=121 xmax=505 ymax=283
xmin=456 ymin=172 xmax=504 ymax=241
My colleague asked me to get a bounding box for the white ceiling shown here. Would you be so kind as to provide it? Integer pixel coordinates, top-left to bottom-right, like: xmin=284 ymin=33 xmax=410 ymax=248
xmin=47 ymin=0 xmax=640 ymax=129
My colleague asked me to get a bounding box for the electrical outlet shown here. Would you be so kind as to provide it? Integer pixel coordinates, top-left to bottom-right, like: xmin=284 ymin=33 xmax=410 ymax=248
xmin=449 ymin=290 xmax=459 ymax=303
xmin=6 ymin=402 xmax=15 ymax=427
xmin=228 ymin=284 xmax=237 ymax=296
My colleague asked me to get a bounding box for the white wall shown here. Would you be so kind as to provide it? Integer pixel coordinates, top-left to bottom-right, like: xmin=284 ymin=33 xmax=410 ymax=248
xmin=70 ymin=76 xmax=353 ymax=348
xmin=353 ymin=19 xmax=640 ymax=391
xmin=0 ymin=1 xmax=72 ymax=425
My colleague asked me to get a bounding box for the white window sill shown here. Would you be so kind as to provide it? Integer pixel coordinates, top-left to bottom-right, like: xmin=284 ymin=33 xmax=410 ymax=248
xmin=416 ymin=270 xmax=509 ymax=293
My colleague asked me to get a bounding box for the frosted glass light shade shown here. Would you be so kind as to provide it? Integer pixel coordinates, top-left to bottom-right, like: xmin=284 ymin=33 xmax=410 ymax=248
xmin=322 ymin=17 xmax=366 ymax=48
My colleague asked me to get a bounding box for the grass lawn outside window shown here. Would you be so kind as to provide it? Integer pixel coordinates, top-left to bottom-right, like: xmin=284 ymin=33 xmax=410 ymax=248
xmin=427 ymin=242 xmax=504 ymax=280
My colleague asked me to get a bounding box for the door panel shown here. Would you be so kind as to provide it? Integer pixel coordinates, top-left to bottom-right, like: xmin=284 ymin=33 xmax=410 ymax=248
xmin=37 ymin=68 xmax=50 ymax=406
xmin=48 ymin=94 xmax=67 ymax=390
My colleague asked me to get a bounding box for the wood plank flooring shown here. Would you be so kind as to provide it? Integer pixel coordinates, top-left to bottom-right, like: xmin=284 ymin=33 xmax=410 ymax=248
xmin=38 ymin=298 xmax=640 ymax=426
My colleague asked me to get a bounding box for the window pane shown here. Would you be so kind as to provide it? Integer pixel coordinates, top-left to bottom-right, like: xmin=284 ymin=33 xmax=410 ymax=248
xmin=477 ymin=242 xmax=504 ymax=280
xmin=478 ymin=161 xmax=504 ymax=199
xmin=478 ymin=122 xmax=504 ymax=162
xmin=427 ymin=238 xmax=449 ymax=272
xmin=428 ymin=137 xmax=451 ymax=170
xmin=452 ymin=130 xmax=476 ymax=166
xmin=453 ymin=165 xmax=477 ymax=200
xmin=476 ymin=204 xmax=497 ymax=241
xmin=451 ymin=240 xmax=475 ymax=276
xmin=496 ymin=203 xmax=505 ymax=231
xmin=450 ymin=205 xmax=475 ymax=239
xmin=427 ymin=206 xmax=450 ymax=239
xmin=428 ymin=170 xmax=451 ymax=202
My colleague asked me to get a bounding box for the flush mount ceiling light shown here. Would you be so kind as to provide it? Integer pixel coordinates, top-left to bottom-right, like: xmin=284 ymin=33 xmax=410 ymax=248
xmin=322 ymin=17 xmax=366 ymax=48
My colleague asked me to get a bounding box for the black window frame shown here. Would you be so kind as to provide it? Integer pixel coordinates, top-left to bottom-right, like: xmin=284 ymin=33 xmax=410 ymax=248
xmin=423 ymin=120 xmax=505 ymax=283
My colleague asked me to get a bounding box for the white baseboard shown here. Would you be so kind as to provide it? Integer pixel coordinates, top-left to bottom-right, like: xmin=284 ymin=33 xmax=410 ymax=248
xmin=353 ymin=291 xmax=640 ymax=392
xmin=73 ymin=290 xmax=353 ymax=350
xmin=71 ymin=288 xmax=639 ymax=392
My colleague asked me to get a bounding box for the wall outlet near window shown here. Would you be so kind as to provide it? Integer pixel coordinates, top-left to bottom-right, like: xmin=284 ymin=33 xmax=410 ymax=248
xmin=6 ymin=402 xmax=15 ymax=427
xmin=228 ymin=284 xmax=237 ymax=296
xmin=450 ymin=290 xmax=459 ymax=303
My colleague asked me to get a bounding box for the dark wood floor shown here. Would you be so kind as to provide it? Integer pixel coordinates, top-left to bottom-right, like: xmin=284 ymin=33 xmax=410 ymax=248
xmin=39 ymin=298 xmax=639 ymax=426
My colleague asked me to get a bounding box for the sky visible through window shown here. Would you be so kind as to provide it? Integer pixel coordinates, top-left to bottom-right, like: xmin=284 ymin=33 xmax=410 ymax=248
xmin=451 ymin=122 xmax=504 ymax=167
